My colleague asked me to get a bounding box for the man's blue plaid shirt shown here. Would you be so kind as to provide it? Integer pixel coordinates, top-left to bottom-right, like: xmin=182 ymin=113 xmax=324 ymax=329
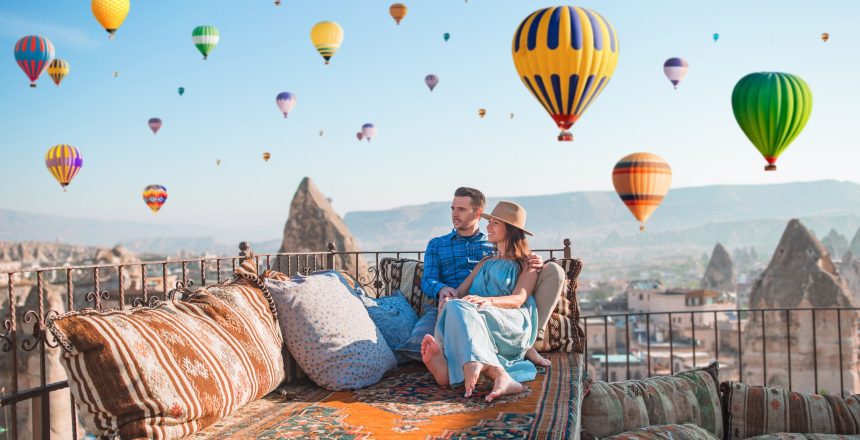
xmin=421 ymin=229 xmax=496 ymax=298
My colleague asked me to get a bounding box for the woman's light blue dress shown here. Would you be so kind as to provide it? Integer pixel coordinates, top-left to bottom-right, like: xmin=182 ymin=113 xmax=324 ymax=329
xmin=434 ymin=258 xmax=538 ymax=386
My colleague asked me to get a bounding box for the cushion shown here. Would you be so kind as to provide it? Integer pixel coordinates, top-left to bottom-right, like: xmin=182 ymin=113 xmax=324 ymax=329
xmin=581 ymin=361 xmax=723 ymax=439
xmin=597 ymin=423 xmax=721 ymax=440
xmin=47 ymin=279 xmax=285 ymax=439
xmin=745 ymin=435 xmax=860 ymax=440
xmin=533 ymin=258 xmax=584 ymax=353
xmin=395 ymin=306 xmax=438 ymax=362
xmin=265 ymin=274 xmax=397 ymax=390
xmin=721 ymin=381 xmax=860 ymax=439
xmin=358 ymin=290 xmax=419 ymax=364
xmin=379 ymin=258 xmax=435 ymax=316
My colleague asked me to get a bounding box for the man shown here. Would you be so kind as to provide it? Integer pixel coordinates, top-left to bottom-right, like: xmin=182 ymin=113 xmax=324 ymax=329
xmin=421 ymin=187 xmax=564 ymax=342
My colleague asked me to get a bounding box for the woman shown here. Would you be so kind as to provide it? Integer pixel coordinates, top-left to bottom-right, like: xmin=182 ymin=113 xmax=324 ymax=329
xmin=421 ymin=200 xmax=542 ymax=402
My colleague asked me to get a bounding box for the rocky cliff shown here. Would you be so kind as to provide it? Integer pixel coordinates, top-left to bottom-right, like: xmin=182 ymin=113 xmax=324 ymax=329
xmin=822 ymin=228 xmax=850 ymax=259
xmin=276 ymin=177 xmax=369 ymax=280
xmin=701 ymin=243 xmax=734 ymax=292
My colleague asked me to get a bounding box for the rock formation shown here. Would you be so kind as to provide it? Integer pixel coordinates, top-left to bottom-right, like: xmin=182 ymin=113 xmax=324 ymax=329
xmin=850 ymin=227 xmax=860 ymax=256
xmin=839 ymin=252 xmax=860 ymax=305
xmin=701 ymin=243 xmax=734 ymax=292
xmin=822 ymin=228 xmax=849 ymax=259
xmin=742 ymin=219 xmax=859 ymax=395
xmin=276 ymin=177 xmax=369 ymax=280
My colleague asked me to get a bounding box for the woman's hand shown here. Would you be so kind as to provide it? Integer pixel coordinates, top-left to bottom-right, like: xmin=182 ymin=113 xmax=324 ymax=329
xmin=461 ymin=295 xmax=493 ymax=308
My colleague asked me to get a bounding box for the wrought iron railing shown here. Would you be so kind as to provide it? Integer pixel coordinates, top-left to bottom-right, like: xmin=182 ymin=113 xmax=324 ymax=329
xmin=581 ymin=308 xmax=860 ymax=398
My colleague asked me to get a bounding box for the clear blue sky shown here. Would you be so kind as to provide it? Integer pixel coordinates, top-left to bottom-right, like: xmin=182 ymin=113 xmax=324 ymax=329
xmin=1 ymin=1 xmax=857 ymax=241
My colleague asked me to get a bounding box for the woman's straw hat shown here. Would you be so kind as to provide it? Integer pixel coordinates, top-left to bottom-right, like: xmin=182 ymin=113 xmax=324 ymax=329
xmin=481 ymin=200 xmax=533 ymax=236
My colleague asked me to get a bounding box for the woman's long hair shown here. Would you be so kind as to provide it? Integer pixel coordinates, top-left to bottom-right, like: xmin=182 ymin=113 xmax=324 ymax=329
xmin=497 ymin=223 xmax=531 ymax=272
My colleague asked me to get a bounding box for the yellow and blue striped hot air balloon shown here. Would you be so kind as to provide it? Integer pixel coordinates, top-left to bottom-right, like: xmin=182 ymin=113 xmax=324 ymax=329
xmin=45 ymin=144 xmax=83 ymax=191
xmin=512 ymin=6 xmax=619 ymax=141
xmin=310 ymin=21 xmax=343 ymax=65
xmin=612 ymin=152 xmax=672 ymax=231
xmin=48 ymin=59 xmax=70 ymax=86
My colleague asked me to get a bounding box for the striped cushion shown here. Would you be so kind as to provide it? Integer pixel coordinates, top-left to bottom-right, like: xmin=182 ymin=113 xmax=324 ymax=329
xmin=582 ymin=361 xmax=723 ymax=439
xmin=721 ymin=381 xmax=860 ymax=439
xmin=745 ymin=435 xmax=860 ymax=440
xmin=599 ymin=423 xmax=721 ymax=440
xmin=47 ymin=280 xmax=285 ymax=439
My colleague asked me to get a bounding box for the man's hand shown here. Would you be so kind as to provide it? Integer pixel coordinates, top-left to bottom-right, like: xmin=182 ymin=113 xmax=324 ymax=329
xmin=437 ymin=286 xmax=458 ymax=312
xmin=527 ymin=252 xmax=544 ymax=271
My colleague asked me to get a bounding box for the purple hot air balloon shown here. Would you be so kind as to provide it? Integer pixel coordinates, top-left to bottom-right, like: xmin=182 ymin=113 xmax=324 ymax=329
xmin=361 ymin=123 xmax=376 ymax=142
xmin=276 ymin=92 xmax=296 ymax=118
xmin=663 ymin=58 xmax=689 ymax=90
xmin=425 ymin=74 xmax=439 ymax=92
xmin=148 ymin=118 xmax=162 ymax=135
xmin=356 ymin=132 xmax=364 ymax=141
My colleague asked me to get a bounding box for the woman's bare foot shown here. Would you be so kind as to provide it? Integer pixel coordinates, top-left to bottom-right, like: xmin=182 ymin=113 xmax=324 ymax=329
xmin=486 ymin=370 xmax=523 ymax=403
xmin=525 ymin=347 xmax=551 ymax=367
xmin=463 ymin=362 xmax=483 ymax=398
xmin=421 ymin=335 xmax=449 ymax=386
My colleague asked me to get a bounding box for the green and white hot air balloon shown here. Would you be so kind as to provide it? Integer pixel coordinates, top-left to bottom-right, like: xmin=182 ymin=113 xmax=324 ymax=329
xmin=192 ymin=25 xmax=220 ymax=60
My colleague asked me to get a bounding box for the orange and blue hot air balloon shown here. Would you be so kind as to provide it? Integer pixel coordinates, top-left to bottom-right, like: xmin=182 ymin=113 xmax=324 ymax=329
xmin=512 ymin=7 xmax=619 ymax=142
xmin=612 ymin=152 xmax=672 ymax=231
xmin=142 ymin=185 xmax=168 ymax=214
xmin=14 ymin=35 xmax=55 ymax=87
xmin=45 ymin=144 xmax=83 ymax=191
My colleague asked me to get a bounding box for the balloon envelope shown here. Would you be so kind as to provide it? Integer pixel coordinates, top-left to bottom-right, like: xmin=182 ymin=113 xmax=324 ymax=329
xmin=14 ymin=35 xmax=54 ymax=87
xmin=356 ymin=132 xmax=364 ymax=141
xmin=192 ymin=25 xmax=220 ymax=59
xmin=713 ymin=33 xmax=719 ymax=42
xmin=478 ymin=108 xmax=486 ymax=118
xmin=390 ymin=3 xmax=407 ymax=25
xmin=91 ymin=0 xmax=130 ymax=39
xmin=612 ymin=152 xmax=672 ymax=231
xmin=310 ymin=21 xmax=344 ymax=64
xmin=511 ymin=6 xmax=619 ymax=141
xmin=663 ymin=57 xmax=689 ymax=89
xmin=263 ymin=152 xmax=271 ymax=162
xmin=821 ymin=32 xmax=829 ymax=42
xmin=276 ymin=92 xmax=297 ymax=118
xmin=45 ymin=144 xmax=83 ymax=190
xmin=731 ymin=72 xmax=812 ymax=171
xmin=178 ymin=87 xmax=185 ymax=96
xmin=361 ymin=123 xmax=376 ymax=141
xmin=142 ymin=185 xmax=168 ymax=214
xmin=148 ymin=118 xmax=162 ymax=134
xmin=48 ymin=59 xmax=70 ymax=86
xmin=443 ymin=32 xmax=451 ymax=42
xmin=425 ymin=74 xmax=438 ymax=91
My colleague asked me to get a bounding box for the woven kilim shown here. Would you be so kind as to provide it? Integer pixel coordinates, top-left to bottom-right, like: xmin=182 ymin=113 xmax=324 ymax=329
xmin=194 ymin=351 xmax=584 ymax=439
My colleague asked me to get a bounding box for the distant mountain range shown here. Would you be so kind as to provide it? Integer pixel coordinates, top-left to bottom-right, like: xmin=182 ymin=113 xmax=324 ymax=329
xmin=3 ymin=180 xmax=860 ymax=262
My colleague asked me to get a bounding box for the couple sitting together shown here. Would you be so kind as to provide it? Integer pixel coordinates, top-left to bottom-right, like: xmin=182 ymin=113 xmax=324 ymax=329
xmin=418 ymin=187 xmax=565 ymax=402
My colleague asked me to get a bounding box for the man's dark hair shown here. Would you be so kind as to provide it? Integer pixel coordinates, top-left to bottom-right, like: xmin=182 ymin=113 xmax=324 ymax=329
xmin=454 ymin=187 xmax=486 ymax=210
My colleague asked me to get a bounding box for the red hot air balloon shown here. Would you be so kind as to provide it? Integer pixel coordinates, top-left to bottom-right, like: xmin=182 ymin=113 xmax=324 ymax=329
xmin=14 ymin=35 xmax=55 ymax=87
xmin=356 ymin=132 xmax=364 ymax=141
xmin=148 ymin=118 xmax=162 ymax=134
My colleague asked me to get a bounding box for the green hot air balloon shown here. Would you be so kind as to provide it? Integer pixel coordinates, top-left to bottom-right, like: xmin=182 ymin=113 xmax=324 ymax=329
xmin=443 ymin=32 xmax=450 ymax=42
xmin=178 ymin=86 xmax=185 ymax=96
xmin=192 ymin=25 xmax=220 ymax=60
xmin=731 ymin=72 xmax=812 ymax=171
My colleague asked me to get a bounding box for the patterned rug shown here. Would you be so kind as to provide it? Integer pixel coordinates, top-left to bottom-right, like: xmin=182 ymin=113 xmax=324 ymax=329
xmin=193 ymin=351 xmax=584 ymax=440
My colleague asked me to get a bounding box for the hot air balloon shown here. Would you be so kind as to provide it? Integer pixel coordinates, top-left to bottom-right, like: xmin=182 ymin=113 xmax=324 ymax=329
xmin=47 ymin=59 xmax=70 ymax=86
xmin=148 ymin=118 xmax=162 ymax=134
xmin=821 ymin=32 xmax=829 ymax=43
xmin=425 ymin=74 xmax=439 ymax=92
xmin=713 ymin=33 xmax=719 ymax=42
xmin=361 ymin=123 xmax=376 ymax=142
xmin=192 ymin=25 xmax=220 ymax=60
xmin=45 ymin=144 xmax=83 ymax=191
xmin=142 ymin=185 xmax=168 ymax=214
xmin=178 ymin=87 xmax=185 ymax=96
xmin=216 ymin=159 xmax=221 ymax=166
xmin=113 ymin=71 xmax=119 ymax=77
xmin=319 ymin=130 xmax=324 ymax=137
xmin=510 ymin=113 xmax=515 ymax=119
xmin=275 ymin=0 xmax=281 ymax=5
xmin=14 ymin=35 xmax=54 ymax=87
xmin=478 ymin=108 xmax=486 ymax=118
xmin=91 ymin=0 xmax=130 ymax=39
xmin=310 ymin=21 xmax=344 ymax=65
xmin=512 ymin=6 xmax=620 ymax=141
xmin=443 ymin=32 xmax=451 ymax=42
xmin=356 ymin=132 xmax=364 ymax=141
xmin=663 ymin=57 xmax=689 ymax=90
xmin=276 ymin=92 xmax=296 ymax=118
xmin=732 ymin=72 xmax=812 ymax=171
xmin=263 ymin=152 xmax=271 ymax=162
xmin=390 ymin=3 xmax=407 ymax=25
xmin=612 ymin=152 xmax=672 ymax=231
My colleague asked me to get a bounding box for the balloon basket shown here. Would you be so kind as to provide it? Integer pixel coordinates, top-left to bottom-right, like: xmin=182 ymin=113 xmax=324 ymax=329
xmin=639 ymin=224 xmax=645 ymax=232
xmin=30 ymin=83 xmax=36 ymax=88
xmin=557 ymin=131 xmax=573 ymax=142
xmin=765 ymin=164 xmax=777 ymax=171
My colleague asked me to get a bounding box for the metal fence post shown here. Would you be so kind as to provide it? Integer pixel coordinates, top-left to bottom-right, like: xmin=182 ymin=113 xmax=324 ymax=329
xmin=326 ymin=243 xmax=336 ymax=270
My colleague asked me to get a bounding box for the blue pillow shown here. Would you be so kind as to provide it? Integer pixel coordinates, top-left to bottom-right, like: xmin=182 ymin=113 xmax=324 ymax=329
xmin=394 ymin=306 xmax=438 ymax=363
xmin=360 ymin=290 xmax=418 ymax=364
